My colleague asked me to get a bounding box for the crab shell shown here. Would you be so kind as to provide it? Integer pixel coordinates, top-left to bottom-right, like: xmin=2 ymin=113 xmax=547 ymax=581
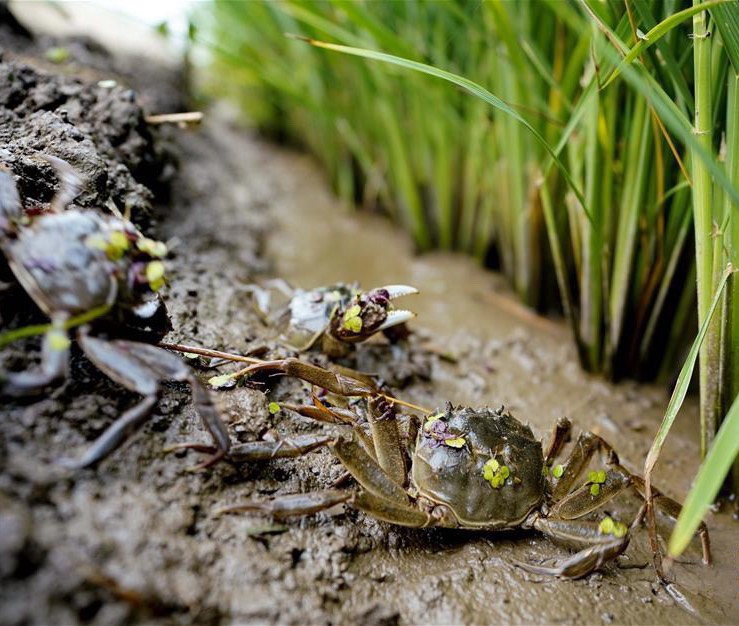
xmin=412 ymin=406 xmax=545 ymax=528
xmin=4 ymin=210 xmax=167 ymax=334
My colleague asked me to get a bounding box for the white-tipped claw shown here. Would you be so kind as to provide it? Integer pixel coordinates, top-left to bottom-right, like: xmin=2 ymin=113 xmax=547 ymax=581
xmin=379 ymin=309 xmax=416 ymax=331
xmin=380 ymin=284 xmax=419 ymax=300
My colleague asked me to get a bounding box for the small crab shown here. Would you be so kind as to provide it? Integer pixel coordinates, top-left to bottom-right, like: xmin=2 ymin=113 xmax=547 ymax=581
xmin=186 ymin=359 xmax=711 ymax=579
xmin=248 ymin=280 xmax=418 ymax=357
xmin=0 ymin=155 xmax=229 ymax=468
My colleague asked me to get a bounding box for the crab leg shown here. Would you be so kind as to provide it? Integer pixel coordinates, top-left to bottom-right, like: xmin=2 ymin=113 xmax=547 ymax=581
xmin=366 ymin=395 xmax=407 ymax=487
xmin=515 ymin=528 xmax=628 ymax=579
xmin=550 ymin=467 xmax=632 ymax=519
xmin=543 ymin=417 xmax=572 ymax=467
xmin=352 ymin=490 xmax=432 ymax=527
xmin=549 ymin=430 xmax=621 ymax=500
xmin=216 ymin=490 xmax=351 ymax=519
xmin=331 ymin=434 xmax=410 ymax=504
xmin=239 ymin=358 xmax=377 ymax=396
xmin=1 ymin=315 xmax=69 ymax=397
xmin=629 ymin=475 xmax=711 ymax=565
xmin=216 ymin=432 xmax=432 ymax=527
xmin=171 ymin=434 xmax=335 ymax=463
xmin=543 ymin=429 xmax=711 ymax=573
xmin=72 ymin=334 xmax=229 ymax=469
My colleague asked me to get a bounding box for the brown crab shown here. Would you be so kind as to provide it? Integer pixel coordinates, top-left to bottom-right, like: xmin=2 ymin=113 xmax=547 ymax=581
xmin=0 ymin=155 xmax=229 ymax=468
xmin=185 ymin=358 xmax=711 ymax=578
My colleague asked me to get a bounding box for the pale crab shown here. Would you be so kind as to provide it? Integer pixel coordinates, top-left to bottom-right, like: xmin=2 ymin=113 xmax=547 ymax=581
xmin=183 ymin=358 xmax=711 ymax=579
xmin=248 ymin=281 xmax=418 ymax=357
xmin=0 ymin=155 xmax=229 ymax=468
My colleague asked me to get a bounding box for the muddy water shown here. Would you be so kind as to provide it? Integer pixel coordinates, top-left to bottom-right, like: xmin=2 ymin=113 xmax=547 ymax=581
xmin=264 ymin=138 xmax=738 ymax=624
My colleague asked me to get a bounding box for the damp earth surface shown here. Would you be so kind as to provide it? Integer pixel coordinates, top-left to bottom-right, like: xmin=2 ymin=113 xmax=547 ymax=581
xmin=0 ymin=13 xmax=737 ymax=626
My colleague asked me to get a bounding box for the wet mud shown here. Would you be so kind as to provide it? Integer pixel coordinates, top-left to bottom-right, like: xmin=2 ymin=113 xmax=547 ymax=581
xmin=1 ymin=18 xmax=737 ymax=626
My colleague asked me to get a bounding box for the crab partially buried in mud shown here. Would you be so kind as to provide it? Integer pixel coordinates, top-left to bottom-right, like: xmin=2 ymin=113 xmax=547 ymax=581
xmin=0 ymin=155 xmax=229 ymax=468
xmin=186 ymin=358 xmax=711 ymax=579
xmin=248 ymin=280 xmax=417 ymax=357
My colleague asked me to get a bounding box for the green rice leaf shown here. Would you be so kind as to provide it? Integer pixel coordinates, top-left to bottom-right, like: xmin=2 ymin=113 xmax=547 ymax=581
xmin=601 ymin=0 xmax=729 ymax=89
xmin=711 ymin=0 xmax=739 ymax=72
xmin=290 ymin=34 xmax=590 ymax=221
xmin=644 ymin=265 xmax=734 ymax=478
xmin=669 ymin=392 xmax=739 ymax=557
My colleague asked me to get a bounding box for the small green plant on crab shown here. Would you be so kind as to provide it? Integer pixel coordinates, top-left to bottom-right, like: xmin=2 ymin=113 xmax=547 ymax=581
xmin=547 ymin=464 xmax=607 ymax=496
xmin=423 ymin=413 xmax=466 ymax=448
xmin=483 ymin=458 xmax=511 ymax=489
xmin=587 ymin=470 xmax=607 ymax=496
xmin=599 ymin=516 xmax=628 ymax=538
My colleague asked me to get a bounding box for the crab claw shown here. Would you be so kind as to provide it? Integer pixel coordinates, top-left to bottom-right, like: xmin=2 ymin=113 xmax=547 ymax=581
xmin=329 ymin=284 xmax=418 ymax=344
xmin=378 ymin=308 xmax=416 ymax=331
xmin=381 ymin=284 xmax=419 ymax=300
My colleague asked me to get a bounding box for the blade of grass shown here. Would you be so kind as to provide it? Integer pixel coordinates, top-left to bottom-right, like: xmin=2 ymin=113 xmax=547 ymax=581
xmin=289 ymin=34 xmax=591 ymax=222
xmin=668 ymin=391 xmax=739 ymax=557
xmin=644 ymin=263 xmax=734 ymax=575
xmin=601 ymin=0 xmax=729 ymax=89
xmin=589 ymin=4 xmax=739 ymax=207
xmin=710 ymin=0 xmax=739 ymax=71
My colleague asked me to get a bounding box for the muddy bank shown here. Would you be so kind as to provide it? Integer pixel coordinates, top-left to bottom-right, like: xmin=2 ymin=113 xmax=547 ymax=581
xmin=1 ymin=21 xmax=737 ymax=626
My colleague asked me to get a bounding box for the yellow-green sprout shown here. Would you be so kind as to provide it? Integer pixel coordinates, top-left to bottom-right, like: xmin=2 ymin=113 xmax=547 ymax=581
xmin=590 ymin=484 xmax=601 ymax=496
xmin=552 ymin=464 xmax=564 ymax=479
xmin=598 ymin=516 xmax=615 ymax=534
xmin=588 ymin=469 xmax=607 ymax=484
xmin=208 ymin=373 xmax=236 ymax=389
xmin=444 ymin=437 xmax=466 ymax=448
xmin=268 ymin=402 xmax=281 ymax=415
xmin=137 ymin=238 xmax=168 ymax=257
xmin=47 ymin=329 xmax=71 ymax=352
xmin=598 ymin=516 xmax=627 ymax=538
xmin=613 ymin=522 xmax=628 ymax=538
xmin=106 ymin=231 xmax=130 ymax=260
xmin=146 ymin=261 xmax=166 ymax=291
xmin=483 ymin=458 xmax=511 ymax=489
xmin=341 ymin=304 xmax=363 ymax=333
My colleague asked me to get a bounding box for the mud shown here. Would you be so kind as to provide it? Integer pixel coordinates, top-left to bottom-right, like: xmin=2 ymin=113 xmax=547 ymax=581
xmin=1 ymin=16 xmax=737 ymax=626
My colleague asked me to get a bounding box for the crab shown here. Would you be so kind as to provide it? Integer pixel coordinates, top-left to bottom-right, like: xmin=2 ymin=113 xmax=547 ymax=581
xmin=248 ymin=280 xmax=418 ymax=357
xmin=184 ymin=358 xmax=711 ymax=579
xmin=0 ymin=155 xmax=229 ymax=468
